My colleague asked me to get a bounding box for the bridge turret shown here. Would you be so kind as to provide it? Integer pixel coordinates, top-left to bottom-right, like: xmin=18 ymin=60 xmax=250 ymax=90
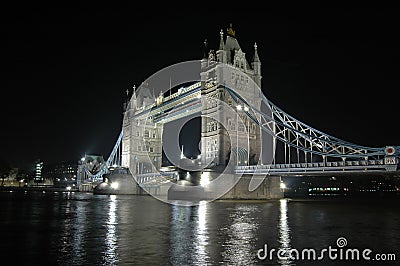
xmin=132 ymin=85 xmax=137 ymax=109
xmin=252 ymin=42 xmax=262 ymax=87
xmin=201 ymin=39 xmax=208 ymax=69
xmin=216 ymin=29 xmax=226 ymax=63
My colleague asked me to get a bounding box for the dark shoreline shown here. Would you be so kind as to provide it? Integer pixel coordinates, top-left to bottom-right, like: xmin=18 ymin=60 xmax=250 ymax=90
xmin=0 ymin=186 xmax=79 ymax=193
xmin=2 ymin=186 xmax=400 ymax=203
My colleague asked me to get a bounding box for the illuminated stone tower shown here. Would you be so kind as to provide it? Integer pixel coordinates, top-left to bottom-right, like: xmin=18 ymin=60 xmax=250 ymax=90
xmin=200 ymin=25 xmax=262 ymax=167
xmin=121 ymin=83 xmax=163 ymax=175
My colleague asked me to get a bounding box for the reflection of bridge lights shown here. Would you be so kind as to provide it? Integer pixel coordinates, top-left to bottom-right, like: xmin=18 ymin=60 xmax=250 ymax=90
xmin=278 ymin=199 xmax=291 ymax=265
xmin=193 ymin=202 xmax=208 ymax=263
xmin=111 ymin=182 xmax=119 ymax=189
xmin=105 ymin=195 xmax=118 ymax=264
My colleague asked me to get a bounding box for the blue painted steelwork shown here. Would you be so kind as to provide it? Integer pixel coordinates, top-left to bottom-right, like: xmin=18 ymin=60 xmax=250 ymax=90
xmin=225 ymin=86 xmax=394 ymax=160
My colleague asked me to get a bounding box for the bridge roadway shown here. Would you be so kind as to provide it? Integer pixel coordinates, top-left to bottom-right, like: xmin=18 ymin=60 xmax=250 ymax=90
xmin=133 ymin=158 xmax=399 ymax=187
xmin=235 ymin=158 xmax=399 ymax=176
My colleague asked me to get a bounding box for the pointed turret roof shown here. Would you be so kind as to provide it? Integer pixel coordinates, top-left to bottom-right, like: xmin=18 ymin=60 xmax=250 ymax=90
xmin=219 ymin=29 xmax=224 ymax=50
xmin=253 ymin=42 xmax=260 ymax=62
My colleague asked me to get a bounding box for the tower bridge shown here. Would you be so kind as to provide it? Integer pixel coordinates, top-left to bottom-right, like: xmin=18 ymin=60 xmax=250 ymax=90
xmin=77 ymin=26 xmax=400 ymax=201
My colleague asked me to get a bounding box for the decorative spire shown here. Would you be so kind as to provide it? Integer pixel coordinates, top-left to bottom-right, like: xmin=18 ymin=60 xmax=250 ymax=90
xmin=219 ymin=29 xmax=224 ymax=50
xmin=253 ymin=42 xmax=260 ymax=62
xmin=132 ymin=85 xmax=137 ymax=99
xmin=227 ymin=23 xmax=236 ymax=38
xmin=203 ymin=39 xmax=208 ymax=59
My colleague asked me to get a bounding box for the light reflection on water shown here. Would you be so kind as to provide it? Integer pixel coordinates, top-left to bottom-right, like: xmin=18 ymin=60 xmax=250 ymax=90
xmin=104 ymin=195 xmax=119 ymax=265
xmin=278 ymin=199 xmax=294 ymax=266
xmin=221 ymin=205 xmax=260 ymax=265
xmin=169 ymin=201 xmax=210 ymax=265
xmin=1 ymin=193 xmax=400 ymax=265
xmin=58 ymin=192 xmax=87 ymax=265
xmin=194 ymin=202 xmax=208 ymax=264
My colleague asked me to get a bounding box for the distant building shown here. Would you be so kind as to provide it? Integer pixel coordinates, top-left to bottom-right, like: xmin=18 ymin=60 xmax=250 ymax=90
xmin=43 ymin=161 xmax=78 ymax=188
xmin=34 ymin=160 xmax=44 ymax=183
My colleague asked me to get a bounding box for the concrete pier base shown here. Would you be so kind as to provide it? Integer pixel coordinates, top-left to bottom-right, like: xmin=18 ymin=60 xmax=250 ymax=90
xmin=90 ymin=168 xmax=283 ymax=200
xmin=219 ymin=175 xmax=283 ymax=200
xmin=93 ymin=170 xmax=145 ymax=195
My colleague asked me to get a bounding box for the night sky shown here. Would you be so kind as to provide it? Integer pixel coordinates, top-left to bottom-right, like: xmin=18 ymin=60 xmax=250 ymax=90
xmin=1 ymin=7 xmax=399 ymax=170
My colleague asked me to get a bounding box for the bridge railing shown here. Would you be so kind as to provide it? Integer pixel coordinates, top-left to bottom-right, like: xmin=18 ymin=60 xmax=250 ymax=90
xmin=235 ymin=158 xmax=397 ymax=172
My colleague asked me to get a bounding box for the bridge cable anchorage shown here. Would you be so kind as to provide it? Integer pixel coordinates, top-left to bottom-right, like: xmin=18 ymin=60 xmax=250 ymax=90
xmin=224 ymin=86 xmax=387 ymax=160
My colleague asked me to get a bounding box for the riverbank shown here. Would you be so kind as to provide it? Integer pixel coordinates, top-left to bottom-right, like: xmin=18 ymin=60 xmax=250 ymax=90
xmin=0 ymin=186 xmax=79 ymax=193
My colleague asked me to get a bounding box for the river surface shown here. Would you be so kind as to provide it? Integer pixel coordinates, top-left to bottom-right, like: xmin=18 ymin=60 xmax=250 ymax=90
xmin=0 ymin=191 xmax=399 ymax=265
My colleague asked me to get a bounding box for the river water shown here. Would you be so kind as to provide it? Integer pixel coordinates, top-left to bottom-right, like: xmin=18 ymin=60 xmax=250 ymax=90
xmin=0 ymin=191 xmax=399 ymax=265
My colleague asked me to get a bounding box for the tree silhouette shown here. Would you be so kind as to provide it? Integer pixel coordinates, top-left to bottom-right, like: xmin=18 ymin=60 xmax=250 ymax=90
xmin=0 ymin=157 xmax=11 ymax=186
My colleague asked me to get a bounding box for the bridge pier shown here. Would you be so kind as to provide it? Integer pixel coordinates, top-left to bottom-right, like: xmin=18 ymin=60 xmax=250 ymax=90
xmin=93 ymin=168 xmax=146 ymax=195
xmin=96 ymin=167 xmax=284 ymax=200
xmin=220 ymin=175 xmax=283 ymax=200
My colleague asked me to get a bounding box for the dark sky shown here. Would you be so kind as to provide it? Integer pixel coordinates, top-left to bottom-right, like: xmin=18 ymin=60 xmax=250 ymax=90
xmin=1 ymin=7 xmax=400 ymax=170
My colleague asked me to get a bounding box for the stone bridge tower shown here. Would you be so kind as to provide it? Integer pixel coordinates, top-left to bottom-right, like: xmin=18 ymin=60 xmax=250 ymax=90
xmin=121 ymin=83 xmax=163 ymax=175
xmin=200 ymin=25 xmax=262 ymax=167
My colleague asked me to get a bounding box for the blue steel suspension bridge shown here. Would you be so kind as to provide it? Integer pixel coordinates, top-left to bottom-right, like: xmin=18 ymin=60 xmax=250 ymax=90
xmin=79 ymin=80 xmax=399 ymax=187
xmin=78 ymin=27 xmax=400 ymax=192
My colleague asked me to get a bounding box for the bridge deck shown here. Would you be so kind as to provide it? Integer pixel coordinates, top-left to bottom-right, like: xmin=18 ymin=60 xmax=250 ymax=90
xmin=235 ymin=159 xmax=399 ymax=176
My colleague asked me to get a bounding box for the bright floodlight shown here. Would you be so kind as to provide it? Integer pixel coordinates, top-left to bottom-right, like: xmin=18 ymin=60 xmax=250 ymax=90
xmin=111 ymin=182 xmax=119 ymax=190
xmin=66 ymin=186 xmax=72 ymax=191
xmin=280 ymin=182 xmax=286 ymax=190
xmin=236 ymin=105 xmax=242 ymax=110
xmin=81 ymin=157 xmax=85 ymax=162
xmin=200 ymin=172 xmax=210 ymax=186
